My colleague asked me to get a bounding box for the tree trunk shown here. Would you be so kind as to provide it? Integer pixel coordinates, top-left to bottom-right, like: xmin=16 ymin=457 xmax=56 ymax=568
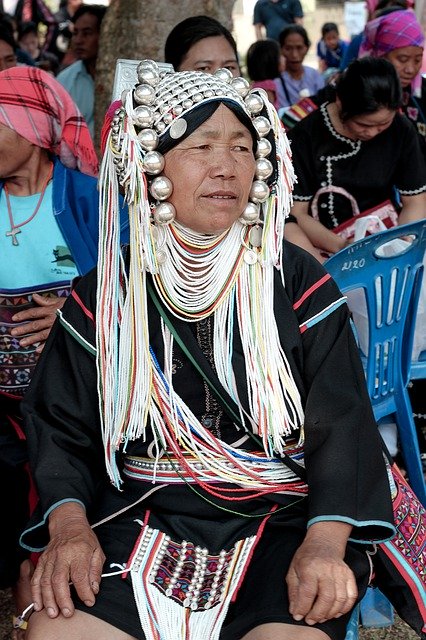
xmin=94 ymin=0 xmax=236 ymax=153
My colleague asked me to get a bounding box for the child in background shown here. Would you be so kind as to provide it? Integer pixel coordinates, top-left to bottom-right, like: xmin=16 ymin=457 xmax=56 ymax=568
xmin=246 ymin=38 xmax=284 ymax=109
xmin=317 ymin=22 xmax=348 ymax=76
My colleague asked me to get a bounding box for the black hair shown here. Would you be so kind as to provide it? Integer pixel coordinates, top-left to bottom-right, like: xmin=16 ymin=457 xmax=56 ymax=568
xmin=0 ymin=22 xmax=17 ymax=50
xmin=157 ymin=100 xmax=257 ymax=155
xmin=17 ymin=21 xmax=38 ymax=41
xmin=246 ymin=38 xmax=281 ymax=81
xmin=279 ymin=24 xmax=311 ymax=48
xmin=321 ymin=22 xmax=339 ymax=38
xmin=164 ymin=15 xmax=238 ymax=71
xmin=374 ymin=0 xmax=407 ymax=13
xmin=71 ymin=4 xmax=107 ymax=29
xmin=336 ymin=57 xmax=401 ymax=121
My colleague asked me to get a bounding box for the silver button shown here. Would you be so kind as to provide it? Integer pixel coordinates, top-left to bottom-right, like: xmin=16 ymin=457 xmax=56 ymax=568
xmin=319 ymin=155 xmax=325 ymax=161
xmin=321 ymin=181 xmax=327 ymax=187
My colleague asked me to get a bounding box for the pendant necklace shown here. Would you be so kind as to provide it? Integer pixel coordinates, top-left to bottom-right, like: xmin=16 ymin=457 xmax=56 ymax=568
xmin=4 ymin=163 xmax=54 ymax=246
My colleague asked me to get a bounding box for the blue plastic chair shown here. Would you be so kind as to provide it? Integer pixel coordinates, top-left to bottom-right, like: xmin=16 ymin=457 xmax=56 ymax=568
xmin=325 ymin=219 xmax=426 ymax=506
xmin=325 ymin=220 xmax=426 ymax=640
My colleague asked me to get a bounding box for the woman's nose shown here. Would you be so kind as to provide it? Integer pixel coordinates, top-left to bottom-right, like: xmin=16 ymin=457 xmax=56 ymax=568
xmin=210 ymin=150 xmax=235 ymax=177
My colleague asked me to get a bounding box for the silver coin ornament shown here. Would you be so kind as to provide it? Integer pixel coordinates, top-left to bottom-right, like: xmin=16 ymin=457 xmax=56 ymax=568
xmin=255 ymin=158 xmax=273 ymax=180
xmin=143 ymin=151 xmax=165 ymax=175
xmin=137 ymin=128 xmax=159 ymax=151
xmin=154 ymin=202 xmax=176 ymax=225
xmin=244 ymin=250 xmax=258 ymax=265
xmin=150 ymin=176 xmax=173 ymax=201
xmin=249 ymin=180 xmax=270 ymax=203
xmin=249 ymin=225 xmax=263 ymax=247
xmin=256 ymin=138 xmax=272 ymax=158
xmin=134 ymin=84 xmax=156 ymax=106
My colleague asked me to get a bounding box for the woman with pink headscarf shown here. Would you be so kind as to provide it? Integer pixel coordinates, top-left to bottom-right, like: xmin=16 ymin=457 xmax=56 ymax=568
xmin=360 ymin=9 xmax=426 ymax=151
xmin=0 ymin=65 xmax=128 ymax=638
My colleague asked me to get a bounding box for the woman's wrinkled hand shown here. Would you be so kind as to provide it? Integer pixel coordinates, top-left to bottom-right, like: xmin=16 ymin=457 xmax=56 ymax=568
xmin=11 ymin=294 xmax=66 ymax=352
xmin=31 ymin=503 xmax=105 ymax=619
xmin=286 ymin=522 xmax=357 ymax=626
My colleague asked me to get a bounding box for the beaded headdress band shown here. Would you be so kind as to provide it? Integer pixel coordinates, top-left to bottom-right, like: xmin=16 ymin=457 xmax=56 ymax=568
xmin=98 ymin=61 xmax=301 ymax=487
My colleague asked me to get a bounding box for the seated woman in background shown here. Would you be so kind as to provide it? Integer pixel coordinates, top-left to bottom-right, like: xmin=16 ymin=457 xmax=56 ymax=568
xmin=164 ymin=14 xmax=240 ymax=76
xmin=286 ymin=57 xmax=426 ymax=258
xmin=276 ymin=25 xmax=324 ymax=110
xmin=246 ymin=38 xmax=284 ymax=108
xmin=359 ymin=9 xmax=426 ymax=153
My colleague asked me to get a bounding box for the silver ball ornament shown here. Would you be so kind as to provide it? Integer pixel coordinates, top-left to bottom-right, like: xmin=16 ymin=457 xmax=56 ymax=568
xmin=134 ymin=84 xmax=156 ymax=105
xmin=134 ymin=105 xmax=154 ymax=128
xmin=230 ymin=76 xmax=250 ymax=97
xmin=153 ymin=202 xmax=176 ymax=225
xmin=239 ymin=202 xmax=260 ymax=225
xmin=214 ymin=68 xmax=233 ymax=83
xmin=150 ymin=176 xmax=173 ymax=201
xmin=245 ymin=93 xmax=265 ymax=115
xmin=256 ymin=138 xmax=272 ymax=158
xmin=143 ymin=151 xmax=165 ymax=175
xmin=137 ymin=61 xmax=160 ymax=86
xmin=137 ymin=128 xmax=159 ymax=151
xmin=252 ymin=116 xmax=271 ymax=138
xmin=249 ymin=180 xmax=270 ymax=203
xmin=255 ymin=158 xmax=273 ymax=180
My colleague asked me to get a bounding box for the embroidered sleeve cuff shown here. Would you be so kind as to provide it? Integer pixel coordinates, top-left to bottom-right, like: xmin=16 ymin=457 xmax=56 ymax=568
xmin=19 ymin=498 xmax=86 ymax=552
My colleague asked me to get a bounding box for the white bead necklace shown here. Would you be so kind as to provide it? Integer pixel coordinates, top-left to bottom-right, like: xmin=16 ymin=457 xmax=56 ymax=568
xmin=154 ymin=221 xmax=245 ymax=319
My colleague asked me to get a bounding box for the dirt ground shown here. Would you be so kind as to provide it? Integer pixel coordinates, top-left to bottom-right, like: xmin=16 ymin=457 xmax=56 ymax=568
xmin=0 ymin=586 xmax=419 ymax=640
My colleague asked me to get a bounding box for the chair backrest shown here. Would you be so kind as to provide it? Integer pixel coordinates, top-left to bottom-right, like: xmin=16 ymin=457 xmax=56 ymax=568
xmin=324 ymin=220 xmax=426 ymax=420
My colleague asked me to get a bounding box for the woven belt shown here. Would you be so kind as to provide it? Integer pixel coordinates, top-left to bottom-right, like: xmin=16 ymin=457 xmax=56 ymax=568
xmin=123 ymin=449 xmax=305 ymax=486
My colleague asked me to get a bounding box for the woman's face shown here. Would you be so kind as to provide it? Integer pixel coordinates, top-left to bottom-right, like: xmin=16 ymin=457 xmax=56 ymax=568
xmin=162 ymin=104 xmax=256 ymax=235
xmin=342 ymin=107 xmax=396 ymax=141
xmin=178 ymin=35 xmax=240 ymax=76
xmin=0 ymin=39 xmax=17 ymax=71
xmin=281 ymin=33 xmax=308 ymax=71
xmin=385 ymin=45 xmax=423 ymax=88
xmin=0 ymin=123 xmax=36 ymax=179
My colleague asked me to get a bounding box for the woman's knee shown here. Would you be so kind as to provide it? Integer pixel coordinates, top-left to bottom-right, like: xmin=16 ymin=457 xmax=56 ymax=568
xmin=26 ymin=608 xmax=137 ymax=640
xmin=241 ymin=622 xmax=331 ymax=640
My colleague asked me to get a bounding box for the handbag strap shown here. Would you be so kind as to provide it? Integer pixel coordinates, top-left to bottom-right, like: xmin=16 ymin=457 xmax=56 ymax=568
xmin=147 ymin=280 xmax=307 ymax=481
xmin=311 ymin=185 xmax=360 ymax=221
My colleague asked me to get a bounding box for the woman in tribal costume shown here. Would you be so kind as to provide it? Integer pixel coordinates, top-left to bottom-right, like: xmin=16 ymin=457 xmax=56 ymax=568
xmin=20 ymin=62 xmax=394 ymax=640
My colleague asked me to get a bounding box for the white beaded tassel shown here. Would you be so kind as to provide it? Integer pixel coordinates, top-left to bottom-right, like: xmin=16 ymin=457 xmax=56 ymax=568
xmin=97 ymin=91 xmax=158 ymax=484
